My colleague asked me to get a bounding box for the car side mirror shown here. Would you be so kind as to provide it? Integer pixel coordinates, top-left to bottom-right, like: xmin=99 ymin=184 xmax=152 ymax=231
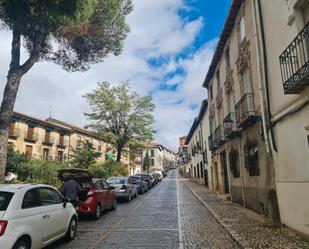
xmin=63 ymin=197 xmax=70 ymax=208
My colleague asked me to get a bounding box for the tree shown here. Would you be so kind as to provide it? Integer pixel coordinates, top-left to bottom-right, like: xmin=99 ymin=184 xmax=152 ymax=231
xmin=0 ymin=0 xmax=133 ymax=181
xmin=143 ymin=151 xmax=150 ymax=172
xmin=84 ymin=81 xmax=155 ymax=162
xmin=72 ymin=141 xmax=100 ymax=169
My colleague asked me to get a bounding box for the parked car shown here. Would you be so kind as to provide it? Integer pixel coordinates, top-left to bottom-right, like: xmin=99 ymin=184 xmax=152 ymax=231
xmin=153 ymin=171 xmax=163 ymax=181
xmin=162 ymin=170 xmax=168 ymax=177
xmin=58 ymin=168 xmax=117 ymax=220
xmin=128 ymin=175 xmax=148 ymax=194
xmin=135 ymin=173 xmax=153 ymax=189
xmin=152 ymin=173 xmax=162 ymax=183
xmin=107 ymin=176 xmax=138 ymax=202
xmin=0 ymin=184 xmax=77 ymax=249
xmin=148 ymin=173 xmax=156 ymax=186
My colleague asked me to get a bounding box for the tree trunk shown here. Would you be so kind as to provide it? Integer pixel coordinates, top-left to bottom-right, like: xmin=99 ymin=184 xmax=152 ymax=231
xmin=116 ymin=143 xmax=123 ymax=162
xmin=0 ymin=30 xmax=43 ymax=182
xmin=0 ymin=73 xmax=22 ymax=182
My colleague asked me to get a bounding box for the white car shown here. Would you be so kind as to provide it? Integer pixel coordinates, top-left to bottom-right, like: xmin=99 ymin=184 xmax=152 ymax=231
xmin=0 ymin=184 xmax=78 ymax=249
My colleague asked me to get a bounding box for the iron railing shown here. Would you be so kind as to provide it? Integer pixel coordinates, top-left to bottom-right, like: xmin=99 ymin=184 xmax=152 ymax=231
xmin=24 ymin=133 xmax=39 ymax=142
xmin=223 ymin=112 xmax=239 ymax=138
xmin=208 ymin=135 xmax=215 ymax=151
xmin=279 ymin=21 xmax=309 ymax=94
xmin=235 ymin=93 xmax=255 ymax=127
xmin=214 ymin=125 xmax=224 ymax=146
xmin=42 ymin=137 xmax=55 ymax=146
xmin=9 ymin=128 xmax=20 ymax=139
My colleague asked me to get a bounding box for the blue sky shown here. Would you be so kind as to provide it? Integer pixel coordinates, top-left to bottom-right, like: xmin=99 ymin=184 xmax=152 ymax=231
xmin=0 ymin=0 xmax=231 ymax=151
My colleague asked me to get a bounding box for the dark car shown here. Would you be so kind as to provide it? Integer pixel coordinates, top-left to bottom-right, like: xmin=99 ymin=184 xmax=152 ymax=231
xmin=128 ymin=175 xmax=148 ymax=194
xmin=135 ymin=173 xmax=153 ymax=189
xmin=58 ymin=168 xmax=117 ymax=220
xmin=162 ymin=170 xmax=168 ymax=177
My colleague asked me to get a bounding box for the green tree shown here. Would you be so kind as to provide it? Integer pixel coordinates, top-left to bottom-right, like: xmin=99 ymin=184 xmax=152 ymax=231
xmin=84 ymin=81 xmax=155 ymax=162
xmin=72 ymin=141 xmax=100 ymax=169
xmin=143 ymin=151 xmax=150 ymax=172
xmin=0 ymin=0 xmax=133 ymax=181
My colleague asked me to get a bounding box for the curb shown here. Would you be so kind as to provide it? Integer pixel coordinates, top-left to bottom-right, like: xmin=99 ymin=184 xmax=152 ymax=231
xmin=183 ymin=181 xmax=253 ymax=249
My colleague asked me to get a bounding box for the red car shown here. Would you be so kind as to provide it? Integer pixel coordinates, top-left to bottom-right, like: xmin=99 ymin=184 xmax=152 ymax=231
xmin=58 ymin=168 xmax=117 ymax=219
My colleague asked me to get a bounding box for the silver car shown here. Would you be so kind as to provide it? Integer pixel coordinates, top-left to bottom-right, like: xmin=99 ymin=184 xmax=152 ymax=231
xmin=107 ymin=177 xmax=138 ymax=202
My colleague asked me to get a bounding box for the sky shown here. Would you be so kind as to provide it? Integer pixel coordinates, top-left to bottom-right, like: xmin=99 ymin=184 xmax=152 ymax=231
xmin=0 ymin=0 xmax=231 ymax=152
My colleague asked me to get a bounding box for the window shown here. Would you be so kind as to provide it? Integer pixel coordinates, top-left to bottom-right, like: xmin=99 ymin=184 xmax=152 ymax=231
xmin=225 ymin=47 xmax=231 ymax=71
xmin=209 ymin=84 xmax=213 ymax=100
xmin=150 ymin=150 xmax=155 ymax=157
xmin=43 ymin=148 xmax=49 ymax=160
xmin=241 ymin=67 xmax=252 ymax=94
xmin=76 ymin=136 xmax=82 ymax=147
xmin=58 ymin=150 xmax=63 ymax=162
xmin=102 ymin=180 xmax=110 ymax=190
xmin=9 ymin=122 xmax=15 ymax=134
xmin=38 ymin=188 xmax=63 ymax=206
xmin=25 ymin=145 xmax=33 ymax=157
xmin=216 ymin=70 xmax=220 ymax=90
xmin=27 ymin=126 xmax=34 ymax=139
xmin=197 ymin=164 xmax=200 ymax=178
xmin=200 ymin=163 xmax=204 ymax=178
xmin=44 ymin=131 xmax=51 ymax=142
xmin=244 ymin=141 xmax=259 ymax=176
xmin=229 ymin=149 xmax=240 ymax=178
xmin=227 ymin=91 xmax=235 ymax=113
xmin=150 ymin=159 xmax=154 ymax=166
xmin=22 ymin=189 xmax=40 ymax=209
xmin=0 ymin=192 xmax=14 ymax=211
xmin=239 ymin=16 xmax=245 ymax=43
xmin=59 ymin=134 xmax=64 ymax=145
xmin=95 ymin=181 xmax=104 ymax=190
xmin=8 ymin=142 xmax=14 ymax=150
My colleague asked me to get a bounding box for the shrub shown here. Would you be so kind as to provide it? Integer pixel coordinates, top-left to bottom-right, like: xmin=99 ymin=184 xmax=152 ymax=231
xmin=89 ymin=160 xmax=128 ymax=179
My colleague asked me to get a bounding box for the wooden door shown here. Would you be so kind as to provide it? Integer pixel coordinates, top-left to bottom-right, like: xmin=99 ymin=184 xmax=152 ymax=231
xmin=45 ymin=131 xmax=50 ymax=143
xmin=27 ymin=126 xmax=34 ymax=139
xmin=25 ymin=145 xmax=33 ymax=157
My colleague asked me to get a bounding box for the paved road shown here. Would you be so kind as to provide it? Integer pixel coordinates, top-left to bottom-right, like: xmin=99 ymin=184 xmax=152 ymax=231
xmin=48 ymin=170 xmax=239 ymax=249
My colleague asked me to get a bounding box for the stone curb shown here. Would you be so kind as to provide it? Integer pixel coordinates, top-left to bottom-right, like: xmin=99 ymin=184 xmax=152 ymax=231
xmin=183 ymin=180 xmax=253 ymax=249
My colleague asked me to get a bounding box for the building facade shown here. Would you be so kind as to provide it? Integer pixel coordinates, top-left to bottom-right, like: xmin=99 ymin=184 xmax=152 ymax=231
xmin=184 ymin=100 xmax=211 ymax=187
xmin=259 ymin=0 xmax=309 ymax=235
xmin=203 ymin=0 xmax=279 ymax=220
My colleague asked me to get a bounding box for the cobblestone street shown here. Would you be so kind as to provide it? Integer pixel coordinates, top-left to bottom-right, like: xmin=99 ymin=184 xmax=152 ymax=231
xmin=46 ymin=170 xmax=238 ymax=249
xmin=45 ymin=170 xmax=309 ymax=249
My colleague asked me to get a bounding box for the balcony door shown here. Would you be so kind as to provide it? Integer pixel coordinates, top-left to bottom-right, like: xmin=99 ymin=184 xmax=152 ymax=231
xmin=43 ymin=148 xmax=49 ymax=160
xmin=27 ymin=126 xmax=34 ymax=139
xmin=45 ymin=131 xmax=51 ymax=143
xmin=25 ymin=145 xmax=33 ymax=157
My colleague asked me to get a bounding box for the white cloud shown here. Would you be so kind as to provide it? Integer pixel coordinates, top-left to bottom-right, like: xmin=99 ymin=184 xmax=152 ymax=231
xmin=0 ymin=0 xmax=215 ymax=151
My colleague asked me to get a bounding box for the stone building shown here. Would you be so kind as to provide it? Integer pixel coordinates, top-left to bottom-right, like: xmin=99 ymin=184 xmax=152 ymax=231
xmin=184 ymin=100 xmax=211 ymax=187
xmin=202 ymin=0 xmax=279 ymax=220
xmin=7 ymin=112 xmax=133 ymax=167
xmin=258 ymin=0 xmax=309 ymax=235
xmin=143 ymin=143 xmax=176 ymax=171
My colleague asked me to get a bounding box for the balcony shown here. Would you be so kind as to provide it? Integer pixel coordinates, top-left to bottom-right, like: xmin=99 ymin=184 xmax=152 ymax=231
xmin=214 ymin=125 xmax=225 ymax=146
xmin=235 ymin=93 xmax=256 ymax=128
xmin=223 ymin=112 xmax=240 ymax=139
xmin=57 ymin=141 xmax=68 ymax=149
xmin=279 ymin=21 xmax=309 ymax=94
xmin=208 ymin=135 xmax=216 ymax=152
xmin=24 ymin=133 xmax=39 ymax=143
xmin=216 ymin=88 xmax=223 ymax=107
xmin=42 ymin=137 xmax=55 ymax=146
xmin=9 ymin=128 xmax=20 ymax=139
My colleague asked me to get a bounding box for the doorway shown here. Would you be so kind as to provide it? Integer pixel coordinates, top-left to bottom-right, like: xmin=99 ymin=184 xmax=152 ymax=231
xmin=221 ymin=151 xmax=230 ymax=194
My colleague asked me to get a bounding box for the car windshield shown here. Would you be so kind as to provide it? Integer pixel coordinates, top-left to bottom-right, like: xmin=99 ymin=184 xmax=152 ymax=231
xmin=0 ymin=191 xmax=14 ymax=211
xmin=107 ymin=178 xmax=125 ymax=185
xmin=130 ymin=176 xmax=140 ymax=182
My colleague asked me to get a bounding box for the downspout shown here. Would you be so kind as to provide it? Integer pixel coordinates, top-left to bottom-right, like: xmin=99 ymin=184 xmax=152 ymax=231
xmin=256 ymin=0 xmax=278 ymax=152
xmin=251 ymin=0 xmax=270 ymax=153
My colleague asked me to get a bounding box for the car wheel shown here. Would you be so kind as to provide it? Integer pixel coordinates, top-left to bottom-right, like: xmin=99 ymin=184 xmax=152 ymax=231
xmin=111 ymin=199 xmax=117 ymax=210
xmin=93 ymin=204 xmax=101 ymax=220
xmin=13 ymin=238 xmax=30 ymax=249
xmin=65 ymin=217 xmax=77 ymax=242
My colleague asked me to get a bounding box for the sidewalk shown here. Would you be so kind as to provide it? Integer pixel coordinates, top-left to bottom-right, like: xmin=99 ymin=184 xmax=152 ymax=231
xmin=183 ymin=180 xmax=309 ymax=249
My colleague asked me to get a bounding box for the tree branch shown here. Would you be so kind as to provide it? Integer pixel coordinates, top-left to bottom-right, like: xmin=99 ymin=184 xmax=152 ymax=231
xmin=20 ymin=34 xmax=43 ymax=75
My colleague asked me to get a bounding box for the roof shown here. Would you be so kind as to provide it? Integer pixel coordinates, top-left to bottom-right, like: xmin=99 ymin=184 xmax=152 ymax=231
xmin=12 ymin=112 xmax=71 ymax=133
xmin=185 ymin=99 xmax=208 ymax=145
xmin=46 ymin=117 xmax=108 ymax=142
xmin=202 ymin=0 xmax=243 ymax=88
xmin=0 ymin=184 xmax=50 ymax=193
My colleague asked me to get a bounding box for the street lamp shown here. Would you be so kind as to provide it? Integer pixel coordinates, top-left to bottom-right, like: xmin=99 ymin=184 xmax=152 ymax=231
xmin=223 ymin=115 xmax=233 ymax=133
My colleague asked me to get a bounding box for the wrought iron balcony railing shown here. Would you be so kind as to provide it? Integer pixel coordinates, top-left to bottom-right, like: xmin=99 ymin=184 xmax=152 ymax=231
xmin=214 ymin=125 xmax=224 ymax=146
xmin=57 ymin=141 xmax=68 ymax=148
xmin=42 ymin=137 xmax=55 ymax=146
xmin=223 ymin=112 xmax=240 ymax=139
xmin=279 ymin=21 xmax=309 ymax=94
xmin=235 ymin=93 xmax=256 ymax=128
xmin=24 ymin=133 xmax=39 ymax=142
xmin=208 ymin=135 xmax=216 ymax=152
xmin=9 ymin=128 xmax=20 ymax=139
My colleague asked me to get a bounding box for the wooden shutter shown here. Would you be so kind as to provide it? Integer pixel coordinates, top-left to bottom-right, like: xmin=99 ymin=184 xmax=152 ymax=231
xmin=59 ymin=135 xmax=64 ymax=145
xmin=27 ymin=126 xmax=34 ymax=139
xmin=25 ymin=145 xmax=33 ymax=156
xmin=45 ymin=131 xmax=50 ymax=142
xmin=9 ymin=123 xmax=15 ymax=134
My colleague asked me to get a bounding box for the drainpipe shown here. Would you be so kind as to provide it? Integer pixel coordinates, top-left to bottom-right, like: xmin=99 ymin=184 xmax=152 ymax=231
xmin=251 ymin=0 xmax=270 ymax=154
